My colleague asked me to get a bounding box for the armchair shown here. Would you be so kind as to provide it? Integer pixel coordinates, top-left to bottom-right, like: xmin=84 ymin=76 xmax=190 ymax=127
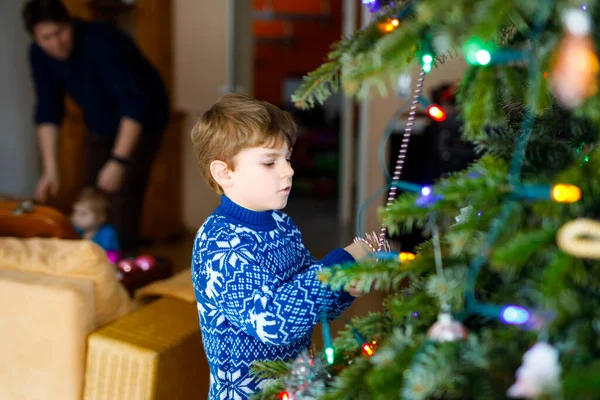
xmin=0 ymin=236 xmax=208 ymax=400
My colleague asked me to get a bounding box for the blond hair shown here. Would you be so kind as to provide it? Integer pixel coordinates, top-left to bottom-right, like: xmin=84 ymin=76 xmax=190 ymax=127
xmin=191 ymin=93 xmax=297 ymax=193
xmin=75 ymin=187 xmax=110 ymax=216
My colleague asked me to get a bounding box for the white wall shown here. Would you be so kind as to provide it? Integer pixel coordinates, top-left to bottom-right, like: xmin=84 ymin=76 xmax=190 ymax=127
xmin=174 ymin=0 xmax=230 ymax=231
xmin=0 ymin=1 xmax=39 ymax=196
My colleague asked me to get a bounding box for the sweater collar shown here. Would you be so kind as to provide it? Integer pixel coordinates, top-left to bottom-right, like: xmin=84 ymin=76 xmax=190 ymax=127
xmin=216 ymin=195 xmax=276 ymax=230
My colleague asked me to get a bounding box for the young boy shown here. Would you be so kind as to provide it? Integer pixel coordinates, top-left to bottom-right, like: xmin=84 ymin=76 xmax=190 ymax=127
xmin=190 ymin=93 xmax=368 ymax=399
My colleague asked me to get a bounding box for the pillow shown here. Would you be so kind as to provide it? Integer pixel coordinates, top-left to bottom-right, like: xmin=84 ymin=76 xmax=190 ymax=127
xmin=0 ymin=237 xmax=135 ymax=326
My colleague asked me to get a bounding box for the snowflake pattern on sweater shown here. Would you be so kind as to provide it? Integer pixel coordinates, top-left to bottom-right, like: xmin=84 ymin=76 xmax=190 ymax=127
xmin=192 ymin=195 xmax=355 ymax=399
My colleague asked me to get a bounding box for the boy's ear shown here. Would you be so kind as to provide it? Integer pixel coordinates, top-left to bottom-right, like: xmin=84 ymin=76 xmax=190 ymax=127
xmin=210 ymin=160 xmax=233 ymax=189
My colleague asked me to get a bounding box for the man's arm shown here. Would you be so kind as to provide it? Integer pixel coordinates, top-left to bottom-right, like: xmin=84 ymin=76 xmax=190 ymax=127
xmin=111 ymin=117 xmax=142 ymax=159
xmin=95 ymin=117 xmax=142 ymax=193
xmin=37 ymin=123 xmax=59 ymax=176
xmin=29 ymin=45 xmax=65 ymax=202
xmin=35 ymin=124 xmax=60 ymax=202
xmin=92 ymin=31 xmax=149 ymax=192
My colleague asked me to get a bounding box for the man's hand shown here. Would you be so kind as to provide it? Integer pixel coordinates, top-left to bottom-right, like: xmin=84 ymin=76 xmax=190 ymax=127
xmin=35 ymin=171 xmax=59 ymax=203
xmin=97 ymin=160 xmax=126 ymax=193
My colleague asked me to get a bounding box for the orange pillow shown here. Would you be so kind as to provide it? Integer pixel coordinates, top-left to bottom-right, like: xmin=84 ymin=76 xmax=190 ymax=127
xmin=0 ymin=237 xmax=134 ymax=326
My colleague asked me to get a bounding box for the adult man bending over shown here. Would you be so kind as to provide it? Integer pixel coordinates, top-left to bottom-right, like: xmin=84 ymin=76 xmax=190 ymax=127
xmin=23 ymin=0 xmax=170 ymax=250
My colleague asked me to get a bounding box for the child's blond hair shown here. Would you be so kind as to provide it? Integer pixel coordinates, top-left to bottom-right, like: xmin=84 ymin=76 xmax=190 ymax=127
xmin=191 ymin=93 xmax=297 ymax=193
xmin=74 ymin=187 xmax=110 ymax=216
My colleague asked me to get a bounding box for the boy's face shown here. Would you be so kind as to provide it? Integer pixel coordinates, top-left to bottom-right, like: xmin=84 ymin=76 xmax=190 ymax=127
xmin=71 ymin=203 xmax=103 ymax=232
xmin=225 ymin=141 xmax=294 ymax=212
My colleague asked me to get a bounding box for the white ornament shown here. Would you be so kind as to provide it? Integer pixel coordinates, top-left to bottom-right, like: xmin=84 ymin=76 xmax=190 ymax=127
xmin=563 ymin=8 xmax=591 ymax=36
xmin=427 ymin=313 xmax=468 ymax=342
xmin=396 ymin=73 xmax=412 ymax=97
xmin=453 ymin=206 xmax=474 ymax=225
xmin=507 ymin=342 xmax=561 ymax=398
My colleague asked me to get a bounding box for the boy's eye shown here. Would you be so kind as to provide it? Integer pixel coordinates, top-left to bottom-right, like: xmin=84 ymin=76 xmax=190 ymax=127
xmin=263 ymin=162 xmax=275 ymax=167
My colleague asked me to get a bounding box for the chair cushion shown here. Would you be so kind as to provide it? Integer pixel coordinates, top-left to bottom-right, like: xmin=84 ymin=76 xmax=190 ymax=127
xmin=0 ymin=237 xmax=135 ymax=326
xmin=0 ymin=269 xmax=95 ymax=400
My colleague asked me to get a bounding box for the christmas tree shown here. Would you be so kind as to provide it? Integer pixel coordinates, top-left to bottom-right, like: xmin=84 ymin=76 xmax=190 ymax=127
xmin=253 ymin=0 xmax=600 ymax=398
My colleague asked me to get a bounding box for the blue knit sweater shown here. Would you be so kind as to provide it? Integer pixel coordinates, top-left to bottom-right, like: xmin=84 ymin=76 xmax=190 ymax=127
xmin=191 ymin=195 xmax=355 ymax=399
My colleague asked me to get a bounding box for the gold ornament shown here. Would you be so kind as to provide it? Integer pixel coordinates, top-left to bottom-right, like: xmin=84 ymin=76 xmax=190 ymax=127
xmin=557 ymin=218 xmax=600 ymax=259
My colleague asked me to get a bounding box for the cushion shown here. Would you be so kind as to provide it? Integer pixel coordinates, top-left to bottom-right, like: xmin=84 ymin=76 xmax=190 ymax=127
xmin=0 ymin=237 xmax=135 ymax=326
xmin=134 ymin=269 xmax=195 ymax=304
xmin=0 ymin=269 xmax=95 ymax=400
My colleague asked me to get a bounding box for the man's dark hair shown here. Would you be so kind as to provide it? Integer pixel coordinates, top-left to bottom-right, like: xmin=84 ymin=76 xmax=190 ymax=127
xmin=22 ymin=0 xmax=72 ymax=35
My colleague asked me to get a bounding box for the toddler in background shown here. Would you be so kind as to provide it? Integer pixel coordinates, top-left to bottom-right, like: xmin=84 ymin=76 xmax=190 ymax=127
xmin=71 ymin=187 xmax=119 ymax=253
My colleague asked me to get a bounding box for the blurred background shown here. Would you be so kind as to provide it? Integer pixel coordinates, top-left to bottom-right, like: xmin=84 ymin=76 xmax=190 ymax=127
xmin=0 ymin=0 xmax=472 ymax=263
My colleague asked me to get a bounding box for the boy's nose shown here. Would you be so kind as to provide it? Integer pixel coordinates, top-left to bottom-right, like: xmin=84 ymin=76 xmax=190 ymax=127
xmin=281 ymin=163 xmax=294 ymax=178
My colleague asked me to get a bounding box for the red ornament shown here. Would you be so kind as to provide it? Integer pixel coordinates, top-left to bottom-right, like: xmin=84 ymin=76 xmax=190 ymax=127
xmin=106 ymin=250 xmax=122 ymax=264
xmin=135 ymin=254 xmax=156 ymax=271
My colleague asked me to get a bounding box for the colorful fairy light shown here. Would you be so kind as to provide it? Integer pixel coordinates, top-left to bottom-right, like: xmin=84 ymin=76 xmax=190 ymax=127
xmin=278 ymin=391 xmax=291 ymax=400
xmin=361 ymin=343 xmax=375 ymax=356
xmin=349 ymin=326 xmax=376 ymax=357
xmin=321 ymin=317 xmax=335 ymax=365
xmin=475 ymin=49 xmax=492 ymax=65
xmin=421 ymin=39 xmax=434 ymax=74
xmin=324 ymin=347 xmax=334 ymax=365
xmin=399 ymin=252 xmax=416 ymax=262
xmin=551 ymin=183 xmax=582 ymax=203
xmin=421 ymin=186 xmax=432 ymax=196
xmin=418 ymin=95 xmax=447 ymax=122
xmin=378 ymin=18 xmax=400 ymax=33
xmin=464 ymin=37 xmax=491 ymax=65
xmin=501 ymin=305 xmax=531 ymax=325
xmin=427 ymin=104 xmax=446 ymax=121
xmin=515 ymin=183 xmax=582 ymax=203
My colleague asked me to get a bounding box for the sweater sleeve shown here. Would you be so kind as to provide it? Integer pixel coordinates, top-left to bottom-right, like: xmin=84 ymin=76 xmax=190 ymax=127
xmin=29 ymin=46 xmax=65 ymax=126
xmin=284 ymin=215 xmax=356 ymax=319
xmin=199 ymin=227 xmax=351 ymax=345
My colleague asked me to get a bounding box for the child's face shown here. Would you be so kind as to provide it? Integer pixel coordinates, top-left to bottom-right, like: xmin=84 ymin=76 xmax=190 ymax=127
xmin=71 ymin=203 xmax=102 ymax=232
xmin=225 ymin=141 xmax=294 ymax=211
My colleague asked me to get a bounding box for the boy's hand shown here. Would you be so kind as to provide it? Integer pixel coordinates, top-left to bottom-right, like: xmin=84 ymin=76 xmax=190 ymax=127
xmin=347 ymin=281 xmax=363 ymax=297
xmin=343 ymin=242 xmax=371 ymax=297
xmin=344 ymin=241 xmax=371 ymax=261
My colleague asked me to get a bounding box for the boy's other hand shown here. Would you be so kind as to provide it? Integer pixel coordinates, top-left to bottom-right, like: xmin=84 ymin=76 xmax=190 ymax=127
xmin=347 ymin=281 xmax=363 ymax=297
xmin=344 ymin=241 xmax=371 ymax=261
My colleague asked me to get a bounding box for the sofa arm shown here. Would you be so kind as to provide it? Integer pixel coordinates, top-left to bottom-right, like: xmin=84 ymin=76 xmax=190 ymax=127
xmin=83 ymin=298 xmax=209 ymax=400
